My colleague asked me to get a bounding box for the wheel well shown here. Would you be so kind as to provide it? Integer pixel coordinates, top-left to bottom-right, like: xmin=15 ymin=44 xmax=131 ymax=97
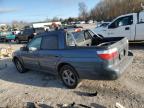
xmin=15 ymin=37 xmax=18 ymax=39
xmin=13 ymin=56 xmax=19 ymax=62
xmin=57 ymin=63 xmax=79 ymax=78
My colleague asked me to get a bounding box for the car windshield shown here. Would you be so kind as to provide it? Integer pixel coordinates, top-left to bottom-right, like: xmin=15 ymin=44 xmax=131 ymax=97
xmin=100 ymin=23 xmax=109 ymax=27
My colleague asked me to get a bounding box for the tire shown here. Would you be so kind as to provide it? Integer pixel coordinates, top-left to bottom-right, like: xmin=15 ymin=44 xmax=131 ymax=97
xmin=14 ymin=58 xmax=27 ymax=73
xmin=60 ymin=65 xmax=79 ymax=89
xmin=28 ymin=38 xmax=32 ymax=43
xmin=4 ymin=38 xmax=8 ymax=43
xmin=15 ymin=38 xmax=20 ymax=44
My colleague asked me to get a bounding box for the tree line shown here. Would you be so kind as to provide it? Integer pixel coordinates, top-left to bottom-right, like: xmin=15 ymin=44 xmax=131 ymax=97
xmin=1 ymin=0 xmax=144 ymax=32
xmin=79 ymin=0 xmax=144 ymax=21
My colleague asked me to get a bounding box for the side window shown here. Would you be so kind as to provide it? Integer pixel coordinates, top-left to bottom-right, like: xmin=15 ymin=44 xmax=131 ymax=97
xmin=109 ymin=15 xmax=133 ymax=29
xmin=28 ymin=37 xmax=42 ymax=49
xmin=41 ymin=35 xmax=58 ymax=50
xmin=84 ymin=31 xmax=91 ymax=40
xmin=118 ymin=16 xmax=133 ymax=26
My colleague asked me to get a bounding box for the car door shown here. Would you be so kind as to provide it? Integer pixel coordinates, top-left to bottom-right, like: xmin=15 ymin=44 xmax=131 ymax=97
xmin=38 ymin=34 xmax=61 ymax=74
xmin=21 ymin=37 xmax=42 ymax=70
xmin=107 ymin=15 xmax=133 ymax=40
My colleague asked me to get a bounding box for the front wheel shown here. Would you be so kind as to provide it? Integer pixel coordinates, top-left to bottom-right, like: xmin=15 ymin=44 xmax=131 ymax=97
xmin=28 ymin=38 xmax=32 ymax=43
xmin=60 ymin=65 xmax=79 ymax=89
xmin=15 ymin=38 xmax=20 ymax=44
xmin=14 ymin=59 xmax=27 ymax=73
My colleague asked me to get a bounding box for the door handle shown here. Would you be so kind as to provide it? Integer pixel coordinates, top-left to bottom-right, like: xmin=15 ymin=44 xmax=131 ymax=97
xmin=125 ymin=27 xmax=130 ymax=30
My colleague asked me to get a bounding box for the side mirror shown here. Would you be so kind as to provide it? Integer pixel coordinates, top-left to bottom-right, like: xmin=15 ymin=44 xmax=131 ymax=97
xmin=29 ymin=47 xmax=37 ymax=51
xmin=20 ymin=46 xmax=28 ymax=51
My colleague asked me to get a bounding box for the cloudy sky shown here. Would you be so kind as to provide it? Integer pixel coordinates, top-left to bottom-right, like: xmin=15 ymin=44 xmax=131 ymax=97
xmin=0 ymin=0 xmax=100 ymax=23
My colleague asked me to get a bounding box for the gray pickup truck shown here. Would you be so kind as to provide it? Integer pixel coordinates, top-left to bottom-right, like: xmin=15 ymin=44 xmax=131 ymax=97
xmin=12 ymin=29 xmax=133 ymax=88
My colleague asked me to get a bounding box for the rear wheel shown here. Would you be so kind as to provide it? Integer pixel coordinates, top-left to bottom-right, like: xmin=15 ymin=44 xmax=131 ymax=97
xmin=14 ymin=58 xmax=27 ymax=73
xmin=28 ymin=38 xmax=32 ymax=42
xmin=15 ymin=38 xmax=20 ymax=44
xmin=60 ymin=65 xmax=79 ymax=89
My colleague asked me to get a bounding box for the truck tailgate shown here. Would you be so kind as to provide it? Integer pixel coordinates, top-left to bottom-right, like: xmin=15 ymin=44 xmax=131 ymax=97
xmin=108 ymin=37 xmax=129 ymax=65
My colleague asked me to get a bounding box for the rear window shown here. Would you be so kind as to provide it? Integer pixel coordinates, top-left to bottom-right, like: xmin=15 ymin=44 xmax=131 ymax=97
xmin=41 ymin=35 xmax=58 ymax=50
xmin=66 ymin=31 xmax=92 ymax=46
xmin=72 ymin=31 xmax=85 ymax=43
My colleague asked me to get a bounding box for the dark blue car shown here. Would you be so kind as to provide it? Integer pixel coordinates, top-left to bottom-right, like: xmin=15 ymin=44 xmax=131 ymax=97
xmin=12 ymin=29 xmax=133 ymax=88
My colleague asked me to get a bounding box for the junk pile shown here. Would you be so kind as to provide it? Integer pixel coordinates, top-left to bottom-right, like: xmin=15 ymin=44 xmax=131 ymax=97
xmin=0 ymin=46 xmax=13 ymax=59
xmin=0 ymin=46 xmax=12 ymax=70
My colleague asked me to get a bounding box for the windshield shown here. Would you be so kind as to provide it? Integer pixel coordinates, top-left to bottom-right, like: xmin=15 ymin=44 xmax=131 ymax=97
xmin=100 ymin=23 xmax=109 ymax=27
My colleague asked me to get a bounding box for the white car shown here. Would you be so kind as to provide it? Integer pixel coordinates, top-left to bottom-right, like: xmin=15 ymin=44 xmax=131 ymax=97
xmin=80 ymin=21 xmax=85 ymax=24
xmin=87 ymin=20 xmax=93 ymax=24
xmin=13 ymin=30 xmax=20 ymax=35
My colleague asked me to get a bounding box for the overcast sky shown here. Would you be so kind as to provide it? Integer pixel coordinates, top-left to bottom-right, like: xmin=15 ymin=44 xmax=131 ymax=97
xmin=0 ymin=0 xmax=100 ymax=23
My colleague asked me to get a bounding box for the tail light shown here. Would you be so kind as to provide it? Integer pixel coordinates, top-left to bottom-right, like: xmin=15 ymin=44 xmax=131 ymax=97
xmin=97 ymin=48 xmax=118 ymax=60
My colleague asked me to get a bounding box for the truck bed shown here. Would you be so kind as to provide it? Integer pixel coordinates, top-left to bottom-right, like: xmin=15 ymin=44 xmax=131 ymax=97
xmin=96 ymin=37 xmax=125 ymax=47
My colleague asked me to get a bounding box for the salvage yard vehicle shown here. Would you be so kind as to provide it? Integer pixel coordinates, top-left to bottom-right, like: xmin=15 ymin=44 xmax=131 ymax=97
xmin=0 ymin=31 xmax=15 ymax=42
xmin=94 ymin=10 xmax=144 ymax=41
xmin=15 ymin=27 xmax=45 ymax=44
xmin=12 ymin=29 xmax=133 ymax=89
xmin=15 ymin=28 xmax=35 ymax=44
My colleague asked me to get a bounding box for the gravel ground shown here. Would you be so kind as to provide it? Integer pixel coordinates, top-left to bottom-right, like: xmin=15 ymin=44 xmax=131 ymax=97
xmin=0 ymin=42 xmax=144 ymax=108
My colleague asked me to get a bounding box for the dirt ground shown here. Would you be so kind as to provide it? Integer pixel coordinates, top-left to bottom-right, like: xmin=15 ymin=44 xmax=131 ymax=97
xmin=0 ymin=42 xmax=144 ymax=108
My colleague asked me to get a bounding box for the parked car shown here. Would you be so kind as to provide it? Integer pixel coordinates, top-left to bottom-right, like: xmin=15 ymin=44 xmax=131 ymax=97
xmin=0 ymin=31 xmax=15 ymax=42
xmin=12 ymin=29 xmax=20 ymax=35
xmin=87 ymin=20 xmax=94 ymax=24
xmin=94 ymin=10 xmax=144 ymax=41
xmin=15 ymin=28 xmax=45 ymax=43
xmin=12 ymin=29 xmax=133 ymax=89
xmin=79 ymin=21 xmax=85 ymax=24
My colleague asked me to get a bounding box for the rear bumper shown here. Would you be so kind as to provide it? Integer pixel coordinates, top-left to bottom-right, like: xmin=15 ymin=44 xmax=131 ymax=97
xmin=103 ymin=51 xmax=133 ymax=79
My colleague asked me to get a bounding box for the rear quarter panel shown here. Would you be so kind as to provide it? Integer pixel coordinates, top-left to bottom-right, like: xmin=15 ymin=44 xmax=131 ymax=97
xmin=57 ymin=48 xmax=105 ymax=79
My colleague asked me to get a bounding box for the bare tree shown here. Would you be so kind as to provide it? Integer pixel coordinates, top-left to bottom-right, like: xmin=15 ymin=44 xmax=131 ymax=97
xmin=78 ymin=2 xmax=88 ymax=21
xmin=0 ymin=25 xmax=10 ymax=32
xmin=12 ymin=21 xmax=28 ymax=30
xmin=89 ymin=0 xmax=144 ymax=21
xmin=52 ymin=17 xmax=59 ymax=22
